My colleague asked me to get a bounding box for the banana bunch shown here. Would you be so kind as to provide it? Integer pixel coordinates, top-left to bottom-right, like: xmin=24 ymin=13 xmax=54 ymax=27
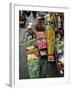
xmin=26 ymin=48 xmax=39 ymax=56
xmin=26 ymin=45 xmax=35 ymax=50
xmin=27 ymin=54 xmax=38 ymax=60
xmin=46 ymin=25 xmax=55 ymax=55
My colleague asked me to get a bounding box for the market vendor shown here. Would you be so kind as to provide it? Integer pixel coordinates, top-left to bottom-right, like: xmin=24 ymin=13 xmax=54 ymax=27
xmin=35 ymin=16 xmax=45 ymax=31
xmin=27 ymin=23 xmax=36 ymax=38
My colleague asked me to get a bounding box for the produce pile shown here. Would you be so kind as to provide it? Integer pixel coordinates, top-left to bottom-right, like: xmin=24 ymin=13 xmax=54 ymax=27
xmin=22 ymin=12 xmax=64 ymax=78
xmin=54 ymin=13 xmax=64 ymax=76
xmin=26 ymin=41 xmax=40 ymax=78
xmin=55 ymin=32 xmax=64 ymax=76
xmin=35 ymin=17 xmax=47 ymax=57
xmin=25 ymin=23 xmax=40 ymax=79
xmin=55 ymin=37 xmax=64 ymax=54
xmin=45 ymin=13 xmax=55 ymax=61
xmin=46 ymin=25 xmax=55 ymax=55
xmin=27 ymin=57 xmax=39 ymax=78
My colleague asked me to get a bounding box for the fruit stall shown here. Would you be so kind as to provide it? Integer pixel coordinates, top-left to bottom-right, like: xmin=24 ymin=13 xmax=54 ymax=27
xmin=19 ymin=11 xmax=64 ymax=79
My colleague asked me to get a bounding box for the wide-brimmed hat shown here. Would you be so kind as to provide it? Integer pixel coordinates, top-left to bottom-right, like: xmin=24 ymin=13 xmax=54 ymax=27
xmin=28 ymin=23 xmax=33 ymax=28
xmin=37 ymin=16 xmax=42 ymax=19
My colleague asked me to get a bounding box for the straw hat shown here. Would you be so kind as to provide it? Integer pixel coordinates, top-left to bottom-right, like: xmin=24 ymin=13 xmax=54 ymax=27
xmin=37 ymin=16 xmax=42 ymax=19
xmin=29 ymin=23 xmax=33 ymax=26
xmin=28 ymin=23 xmax=33 ymax=28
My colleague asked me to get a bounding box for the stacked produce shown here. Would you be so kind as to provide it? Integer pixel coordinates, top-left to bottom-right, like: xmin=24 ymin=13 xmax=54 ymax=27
xmin=55 ymin=31 xmax=64 ymax=76
xmin=22 ymin=12 xmax=64 ymax=78
xmin=46 ymin=25 xmax=55 ymax=55
xmin=27 ymin=57 xmax=39 ymax=78
xmin=55 ymin=36 xmax=64 ymax=54
xmin=26 ymin=44 xmax=39 ymax=79
xmin=55 ymin=13 xmax=64 ymax=76
xmin=26 ymin=23 xmax=39 ymax=78
xmin=26 ymin=46 xmax=39 ymax=57
xmin=35 ymin=17 xmax=47 ymax=56
xmin=37 ymin=39 xmax=47 ymax=49
xmin=45 ymin=13 xmax=55 ymax=61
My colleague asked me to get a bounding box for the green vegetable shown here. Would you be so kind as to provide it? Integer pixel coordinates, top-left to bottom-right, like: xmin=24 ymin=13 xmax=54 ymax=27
xmin=55 ymin=37 xmax=64 ymax=53
xmin=27 ymin=58 xmax=39 ymax=79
